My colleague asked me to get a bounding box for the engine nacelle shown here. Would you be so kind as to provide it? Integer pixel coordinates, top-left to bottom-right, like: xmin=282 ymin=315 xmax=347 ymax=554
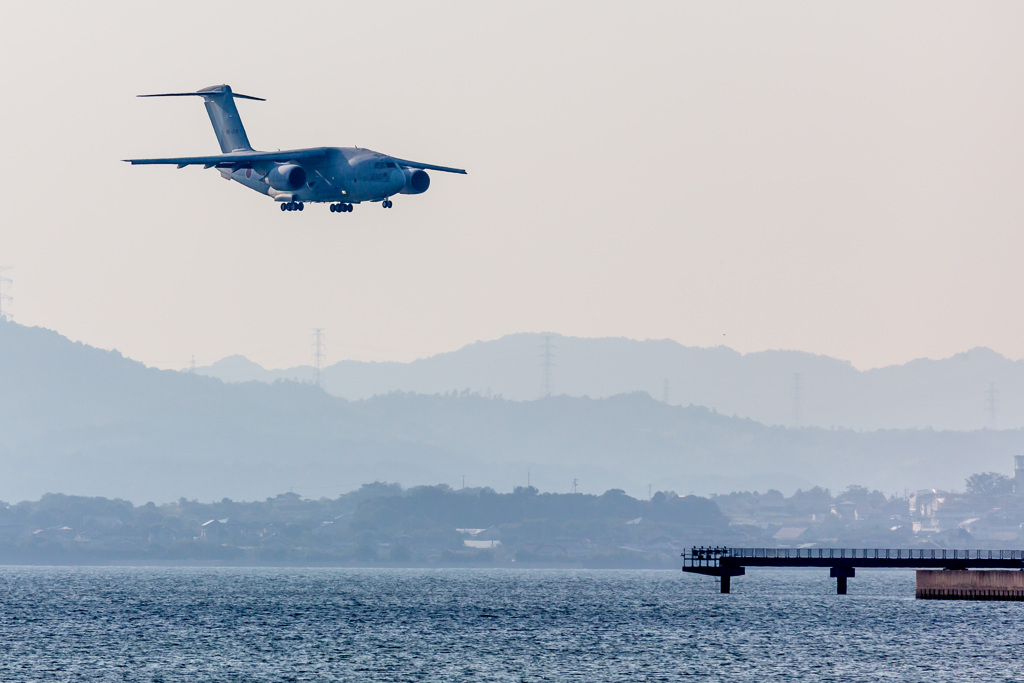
xmin=265 ymin=164 xmax=307 ymax=191
xmin=399 ymin=168 xmax=430 ymax=195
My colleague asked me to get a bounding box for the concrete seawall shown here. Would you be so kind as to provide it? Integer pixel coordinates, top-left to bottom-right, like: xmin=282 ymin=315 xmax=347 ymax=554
xmin=917 ymin=570 xmax=1024 ymax=600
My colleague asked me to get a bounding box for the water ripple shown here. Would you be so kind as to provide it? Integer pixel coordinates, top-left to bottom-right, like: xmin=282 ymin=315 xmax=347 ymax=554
xmin=0 ymin=567 xmax=1020 ymax=681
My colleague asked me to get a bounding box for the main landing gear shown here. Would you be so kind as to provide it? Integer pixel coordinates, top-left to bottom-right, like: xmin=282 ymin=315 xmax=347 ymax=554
xmin=381 ymin=199 xmax=393 ymax=208
xmin=330 ymin=203 xmax=353 ymax=213
xmin=281 ymin=201 xmax=304 ymax=212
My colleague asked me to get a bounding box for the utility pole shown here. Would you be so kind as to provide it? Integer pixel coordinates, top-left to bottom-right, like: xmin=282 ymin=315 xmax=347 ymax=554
xmin=540 ymin=335 xmax=555 ymax=398
xmin=312 ymin=329 xmax=326 ymax=388
xmin=0 ymin=267 xmax=12 ymax=321
xmin=570 ymin=478 xmax=578 ymax=494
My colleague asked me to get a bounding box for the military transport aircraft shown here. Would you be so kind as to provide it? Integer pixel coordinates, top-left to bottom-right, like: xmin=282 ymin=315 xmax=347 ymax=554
xmin=125 ymin=85 xmax=466 ymax=213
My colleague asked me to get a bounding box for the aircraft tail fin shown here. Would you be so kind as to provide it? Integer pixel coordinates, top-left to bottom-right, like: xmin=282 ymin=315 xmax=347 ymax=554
xmin=139 ymin=85 xmax=263 ymax=153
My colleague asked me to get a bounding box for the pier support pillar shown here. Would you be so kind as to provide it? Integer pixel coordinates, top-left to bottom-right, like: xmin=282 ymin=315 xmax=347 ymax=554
xmin=683 ymin=565 xmax=745 ymax=593
xmin=830 ymin=567 xmax=855 ymax=595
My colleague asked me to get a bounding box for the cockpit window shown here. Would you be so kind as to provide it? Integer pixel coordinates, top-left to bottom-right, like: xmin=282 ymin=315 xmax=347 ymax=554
xmin=387 ymin=162 xmax=398 ymax=168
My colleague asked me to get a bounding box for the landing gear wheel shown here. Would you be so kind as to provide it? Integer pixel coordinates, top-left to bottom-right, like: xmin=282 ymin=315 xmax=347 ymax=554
xmin=382 ymin=199 xmax=393 ymax=208
xmin=281 ymin=203 xmax=287 ymax=212
xmin=298 ymin=202 xmax=304 ymax=211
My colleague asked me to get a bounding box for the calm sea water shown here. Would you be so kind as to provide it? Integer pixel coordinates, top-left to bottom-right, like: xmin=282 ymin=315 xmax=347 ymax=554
xmin=0 ymin=566 xmax=1021 ymax=681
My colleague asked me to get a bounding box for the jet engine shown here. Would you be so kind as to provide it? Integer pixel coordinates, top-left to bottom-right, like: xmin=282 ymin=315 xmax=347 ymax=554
xmin=399 ymin=168 xmax=430 ymax=195
xmin=265 ymin=164 xmax=307 ymax=191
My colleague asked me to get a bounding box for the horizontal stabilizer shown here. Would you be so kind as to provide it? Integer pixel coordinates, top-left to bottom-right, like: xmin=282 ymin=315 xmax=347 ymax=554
xmin=138 ymin=85 xmax=265 ymax=102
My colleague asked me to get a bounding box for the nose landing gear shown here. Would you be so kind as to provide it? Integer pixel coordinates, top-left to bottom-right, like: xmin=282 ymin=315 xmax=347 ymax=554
xmin=382 ymin=199 xmax=393 ymax=209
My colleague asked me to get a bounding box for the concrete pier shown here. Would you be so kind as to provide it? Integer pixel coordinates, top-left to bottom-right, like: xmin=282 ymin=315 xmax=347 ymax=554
xmin=916 ymin=570 xmax=1024 ymax=601
xmin=684 ymin=547 xmax=1024 ymax=596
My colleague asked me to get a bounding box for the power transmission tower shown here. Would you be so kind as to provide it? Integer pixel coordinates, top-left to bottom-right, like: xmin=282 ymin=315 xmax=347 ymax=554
xmin=540 ymin=335 xmax=555 ymax=398
xmin=792 ymin=373 xmax=802 ymax=426
xmin=570 ymin=478 xmax=578 ymax=494
xmin=312 ymin=329 xmax=326 ymax=388
xmin=0 ymin=267 xmax=11 ymax=321
xmin=986 ymin=382 xmax=998 ymax=429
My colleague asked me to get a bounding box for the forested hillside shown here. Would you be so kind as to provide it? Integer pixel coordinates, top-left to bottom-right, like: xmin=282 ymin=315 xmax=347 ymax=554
xmin=199 ymin=333 xmax=1024 ymax=431
xmin=1 ymin=320 xmax=1019 ymax=504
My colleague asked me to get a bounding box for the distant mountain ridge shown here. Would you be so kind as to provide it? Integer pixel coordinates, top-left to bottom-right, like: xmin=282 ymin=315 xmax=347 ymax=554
xmin=2 ymin=320 xmax=1022 ymax=504
xmin=197 ymin=334 xmax=1024 ymax=431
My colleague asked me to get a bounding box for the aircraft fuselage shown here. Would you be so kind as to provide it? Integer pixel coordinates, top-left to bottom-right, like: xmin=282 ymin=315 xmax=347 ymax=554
xmin=222 ymin=147 xmax=412 ymax=204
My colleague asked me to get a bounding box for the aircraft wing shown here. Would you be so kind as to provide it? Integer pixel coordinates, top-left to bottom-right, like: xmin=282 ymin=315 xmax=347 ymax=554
xmin=391 ymin=157 xmax=467 ymax=174
xmin=123 ymin=148 xmax=328 ymax=169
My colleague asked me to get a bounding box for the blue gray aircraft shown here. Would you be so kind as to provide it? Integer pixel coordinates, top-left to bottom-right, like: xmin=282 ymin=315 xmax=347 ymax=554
xmin=125 ymin=85 xmax=466 ymax=213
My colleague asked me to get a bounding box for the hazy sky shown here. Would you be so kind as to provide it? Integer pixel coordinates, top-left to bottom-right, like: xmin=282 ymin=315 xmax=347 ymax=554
xmin=2 ymin=2 xmax=1022 ymax=371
